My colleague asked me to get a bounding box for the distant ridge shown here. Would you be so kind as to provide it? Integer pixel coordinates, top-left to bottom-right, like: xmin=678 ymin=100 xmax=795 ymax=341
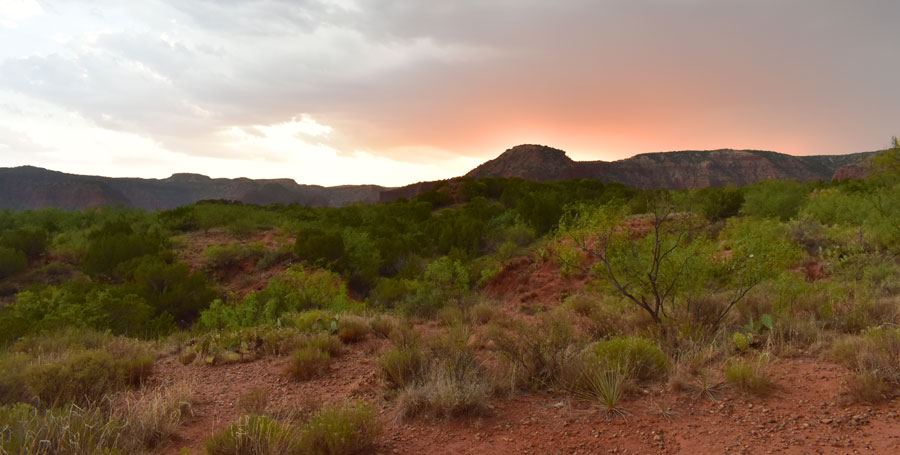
xmin=380 ymin=145 xmax=875 ymax=202
xmin=0 ymin=166 xmax=388 ymax=211
xmin=0 ymin=145 xmax=876 ymax=210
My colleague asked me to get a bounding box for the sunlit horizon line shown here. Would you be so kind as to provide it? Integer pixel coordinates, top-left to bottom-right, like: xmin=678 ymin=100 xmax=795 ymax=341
xmin=4 ymin=139 xmax=882 ymax=189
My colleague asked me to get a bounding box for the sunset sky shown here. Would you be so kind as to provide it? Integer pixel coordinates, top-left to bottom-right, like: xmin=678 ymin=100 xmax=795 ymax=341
xmin=1 ymin=1 xmax=898 ymax=186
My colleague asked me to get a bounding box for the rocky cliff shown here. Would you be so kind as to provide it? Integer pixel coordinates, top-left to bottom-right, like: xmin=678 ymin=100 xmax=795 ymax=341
xmin=465 ymin=145 xmax=874 ymax=188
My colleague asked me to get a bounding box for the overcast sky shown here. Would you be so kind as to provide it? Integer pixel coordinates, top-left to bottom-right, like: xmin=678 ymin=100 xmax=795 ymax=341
xmin=1 ymin=1 xmax=898 ymax=186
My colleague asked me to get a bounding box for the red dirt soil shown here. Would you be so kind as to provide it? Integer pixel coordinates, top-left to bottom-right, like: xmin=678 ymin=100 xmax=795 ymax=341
xmin=483 ymin=252 xmax=591 ymax=308
xmin=175 ymin=229 xmax=292 ymax=298
xmin=154 ymin=340 xmax=900 ymax=455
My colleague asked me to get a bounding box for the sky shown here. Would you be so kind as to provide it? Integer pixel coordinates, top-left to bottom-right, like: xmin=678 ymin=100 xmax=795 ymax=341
xmin=0 ymin=0 xmax=898 ymax=187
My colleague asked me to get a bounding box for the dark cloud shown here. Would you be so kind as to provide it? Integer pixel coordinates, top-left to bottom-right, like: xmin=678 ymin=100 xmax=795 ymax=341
xmin=1 ymin=0 xmax=899 ymax=171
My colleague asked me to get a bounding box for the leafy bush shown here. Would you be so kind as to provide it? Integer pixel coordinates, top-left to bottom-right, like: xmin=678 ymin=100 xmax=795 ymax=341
xmin=742 ymin=180 xmax=811 ymax=221
xmin=129 ymin=258 xmax=216 ymax=324
xmin=1 ymin=227 xmax=49 ymax=262
xmin=199 ymin=266 xmax=356 ymax=329
xmin=81 ymin=224 xmax=163 ymax=278
xmin=695 ymin=185 xmax=744 ymax=221
xmin=295 ymin=226 xmax=345 ymax=267
xmin=291 ymin=309 xmax=336 ymax=333
xmin=592 ymin=337 xmax=668 ymax=381
xmin=0 ymin=246 xmax=27 ymax=279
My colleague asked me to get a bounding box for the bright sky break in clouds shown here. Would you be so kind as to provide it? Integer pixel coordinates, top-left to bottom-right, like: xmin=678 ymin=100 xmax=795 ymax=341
xmin=0 ymin=1 xmax=898 ymax=186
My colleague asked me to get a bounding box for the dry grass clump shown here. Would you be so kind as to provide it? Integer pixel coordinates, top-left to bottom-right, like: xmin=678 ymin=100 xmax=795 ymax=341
xmin=336 ymin=315 xmax=371 ymax=343
xmin=287 ymin=345 xmax=332 ymax=381
xmin=469 ymin=301 xmax=500 ymax=325
xmin=205 ymin=402 xmax=381 ymax=455
xmin=378 ymin=346 xmax=425 ymax=389
xmin=114 ymin=380 xmax=195 ymax=451
xmin=4 ymin=333 xmax=156 ymax=408
xmin=369 ymin=315 xmax=397 ymax=338
xmin=298 ymin=402 xmax=382 ymax=455
xmin=725 ymin=354 xmax=774 ymax=396
xmin=205 ymin=414 xmax=298 ymax=455
xmin=303 ymin=333 xmax=343 ymax=357
xmin=0 ymin=353 xmax=30 ymax=404
xmin=0 ymin=402 xmax=122 ymax=455
xmin=284 ymin=331 xmax=342 ymax=382
xmin=485 ymin=309 xmax=581 ymax=391
xmin=0 ymin=382 xmax=193 ymax=455
xmin=829 ymin=327 xmax=900 ymax=402
xmin=237 ymin=387 xmax=270 ymax=416
xmin=396 ymin=354 xmax=490 ymax=420
xmin=379 ymin=325 xmax=491 ymax=420
xmin=25 ymin=347 xmax=155 ymax=407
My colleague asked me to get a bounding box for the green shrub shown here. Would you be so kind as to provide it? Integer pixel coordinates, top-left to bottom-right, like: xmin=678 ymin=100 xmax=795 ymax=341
xmin=0 ymin=246 xmax=27 ymax=279
xmin=129 ymin=258 xmax=216 ymax=324
xmin=742 ymin=180 xmax=811 ymax=221
xmin=732 ymin=332 xmax=751 ymax=351
xmin=199 ymin=266 xmax=356 ymax=329
xmin=205 ymin=414 xmax=298 ymax=455
xmin=291 ymin=310 xmax=336 ymax=333
xmin=1 ymin=227 xmax=49 ymax=262
xmin=82 ymin=227 xmax=162 ymax=278
xmin=592 ymin=337 xmax=668 ymax=381
xmin=0 ymin=285 xmax=171 ymax=342
xmin=298 ymin=402 xmax=381 ymax=455
xmin=295 ymin=227 xmax=345 ymax=267
xmin=287 ymin=346 xmax=331 ymax=381
xmin=695 ymin=185 xmax=744 ymax=221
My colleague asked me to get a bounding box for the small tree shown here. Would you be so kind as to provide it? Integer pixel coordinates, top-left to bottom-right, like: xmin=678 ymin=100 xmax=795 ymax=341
xmin=563 ymin=193 xmax=798 ymax=330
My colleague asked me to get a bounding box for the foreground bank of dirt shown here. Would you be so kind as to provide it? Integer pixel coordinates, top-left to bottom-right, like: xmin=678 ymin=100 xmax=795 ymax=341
xmin=154 ymin=340 xmax=900 ymax=455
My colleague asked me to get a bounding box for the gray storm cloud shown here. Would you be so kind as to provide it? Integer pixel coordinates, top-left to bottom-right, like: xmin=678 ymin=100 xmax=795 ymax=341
xmin=0 ymin=0 xmax=898 ymax=181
